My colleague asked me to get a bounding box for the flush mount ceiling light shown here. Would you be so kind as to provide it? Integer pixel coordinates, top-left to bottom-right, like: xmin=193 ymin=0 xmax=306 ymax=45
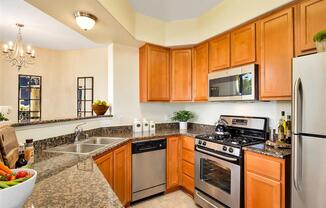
xmin=74 ymin=11 xmax=97 ymax=31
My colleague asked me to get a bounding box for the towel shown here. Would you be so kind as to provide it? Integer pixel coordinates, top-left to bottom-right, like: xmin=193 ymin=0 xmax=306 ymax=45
xmin=0 ymin=125 xmax=19 ymax=168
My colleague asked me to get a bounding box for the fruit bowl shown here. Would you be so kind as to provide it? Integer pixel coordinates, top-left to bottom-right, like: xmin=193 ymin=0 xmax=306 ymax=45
xmin=0 ymin=169 xmax=37 ymax=208
xmin=92 ymin=104 xmax=109 ymax=115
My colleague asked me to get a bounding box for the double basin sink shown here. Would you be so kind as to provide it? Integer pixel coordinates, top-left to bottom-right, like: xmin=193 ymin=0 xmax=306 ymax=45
xmin=46 ymin=137 xmax=126 ymax=155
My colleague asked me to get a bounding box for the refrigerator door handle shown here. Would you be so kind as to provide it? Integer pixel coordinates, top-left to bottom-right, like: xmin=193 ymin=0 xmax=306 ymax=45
xmin=293 ymin=78 xmax=302 ymax=191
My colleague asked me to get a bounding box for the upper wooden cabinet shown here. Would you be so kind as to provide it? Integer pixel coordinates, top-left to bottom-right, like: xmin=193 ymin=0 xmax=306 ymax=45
xmin=259 ymin=8 xmax=293 ymax=100
xmin=209 ymin=33 xmax=231 ymax=71
xmin=297 ymin=0 xmax=326 ymax=54
xmin=231 ymin=23 xmax=256 ymax=66
xmin=139 ymin=44 xmax=170 ymax=102
xmin=171 ymin=49 xmax=192 ymax=101
xmin=192 ymin=42 xmax=209 ymax=101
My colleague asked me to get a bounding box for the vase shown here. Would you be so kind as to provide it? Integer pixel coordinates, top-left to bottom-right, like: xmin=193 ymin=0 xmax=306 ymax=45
xmin=316 ymin=40 xmax=326 ymax=52
xmin=179 ymin=122 xmax=188 ymax=130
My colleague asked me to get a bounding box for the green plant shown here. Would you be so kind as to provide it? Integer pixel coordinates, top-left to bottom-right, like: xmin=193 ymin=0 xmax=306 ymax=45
xmin=313 ymin=30 xmax=326 ymax=42
xmin=0 ymin=113 xmax=8 ymax=121
xmin=93 ymin=100 xmax=110 ymax=107
xmin=171 ymin=110 xmax=194 ymax=122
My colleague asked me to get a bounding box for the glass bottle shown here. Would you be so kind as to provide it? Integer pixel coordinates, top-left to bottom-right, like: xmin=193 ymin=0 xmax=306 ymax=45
xmin=16 ymin=145 xmax=27 ymax=168
xmin=24 ymin=139 xmax=34 ymax=165
xmin=286 ymin=115 xmax=292 ymax=143
xmin=277 ymin=119 xmax=285 ymax=142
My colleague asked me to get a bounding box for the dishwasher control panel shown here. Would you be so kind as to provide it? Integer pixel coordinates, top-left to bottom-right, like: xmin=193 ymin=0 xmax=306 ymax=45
xmin=132 ymin=138 xmax=166 ymax=154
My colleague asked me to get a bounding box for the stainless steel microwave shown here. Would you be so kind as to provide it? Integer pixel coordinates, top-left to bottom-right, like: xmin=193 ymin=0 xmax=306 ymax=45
xmin=208 ymin=64 xmax=258 ymax=101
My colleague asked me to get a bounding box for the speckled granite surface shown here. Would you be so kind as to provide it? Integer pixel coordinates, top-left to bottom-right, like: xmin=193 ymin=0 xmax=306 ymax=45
xmin=24 ymin=124 xmax=210 ymax=208
xmin=243 ymin=143 xmax=292 ymax=159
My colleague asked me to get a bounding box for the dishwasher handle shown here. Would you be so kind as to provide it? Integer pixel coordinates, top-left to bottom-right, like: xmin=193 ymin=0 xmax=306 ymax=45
xmin=132 ymin=139 xmax=166 ymax=154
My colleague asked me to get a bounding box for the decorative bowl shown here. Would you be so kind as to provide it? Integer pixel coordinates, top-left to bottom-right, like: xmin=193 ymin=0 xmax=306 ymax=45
xmin=92 ymin=104 xmax=109 ymax=115
xmin=0 ymin=169 xmax=37 ymax=208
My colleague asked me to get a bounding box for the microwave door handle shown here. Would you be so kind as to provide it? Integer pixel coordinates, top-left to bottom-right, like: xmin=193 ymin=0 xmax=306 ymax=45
xmin=293 ymin=78 xmax=302 ymax=191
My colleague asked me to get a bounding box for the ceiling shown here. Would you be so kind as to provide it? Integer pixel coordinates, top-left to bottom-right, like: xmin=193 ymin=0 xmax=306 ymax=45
xmin=0 ymin=0 xmax=100 ymax=50
xmin=128 ymin=0 xmax=223 ymax=21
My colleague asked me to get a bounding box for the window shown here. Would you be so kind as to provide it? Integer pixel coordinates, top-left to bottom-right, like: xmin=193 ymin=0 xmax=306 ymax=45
xmin=77 ymin=77 xmax=94 ymax=117
xmin=18 ymin=75 xmax=42 ymax=122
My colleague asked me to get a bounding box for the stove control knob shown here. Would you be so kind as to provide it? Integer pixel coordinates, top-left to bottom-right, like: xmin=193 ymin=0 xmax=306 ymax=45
xmin=203 ymin=141 xmax=207 ymax=146
xmin=198 ymin=140 xmax=202 ymax=145
xmin=222 ymin=146 xmax=227 ymax=151
xmin=229 ymin=147 xmax=234 ymax=153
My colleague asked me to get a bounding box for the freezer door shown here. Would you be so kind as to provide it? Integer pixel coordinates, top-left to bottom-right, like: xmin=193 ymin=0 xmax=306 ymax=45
xmin=293 ymin=52 xmax=326 ymax=136
xmin=292 ymin=135 xmax=326 ymax=208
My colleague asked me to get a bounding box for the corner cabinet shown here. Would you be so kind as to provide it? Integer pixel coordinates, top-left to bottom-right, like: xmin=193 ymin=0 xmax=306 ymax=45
xmin=94 ymin=142 xmax=131 ymax=206
xmin=231 ymin=23 xmax=256 ymax=67
xmin=259 ymin=8 xmax=294 ymax=100
xmin=296 ymin=0 xmax=326 ymax=55
xmin=245 ymin=151 xmax=290 ymax=208
xmin=139 ymin=44 xmax=170 ymax=102
xmin=209 ymin=33 xmax=231 ymax=72
xmin=192 ymin=42 xmax=209 ymax=101
xmin=171 ymin=49 xmax=192 ymax=101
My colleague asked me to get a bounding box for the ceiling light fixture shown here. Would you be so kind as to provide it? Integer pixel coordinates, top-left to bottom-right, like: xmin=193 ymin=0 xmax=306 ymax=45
xmin=74 ymin=11 xmax=97 ymax=31
xmin=2 ymin=23 xmax=36 ymax=70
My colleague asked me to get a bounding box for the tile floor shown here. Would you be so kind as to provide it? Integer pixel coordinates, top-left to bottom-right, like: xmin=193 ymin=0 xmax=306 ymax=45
xmin=131 ymin=190 xmax=199 ymax=208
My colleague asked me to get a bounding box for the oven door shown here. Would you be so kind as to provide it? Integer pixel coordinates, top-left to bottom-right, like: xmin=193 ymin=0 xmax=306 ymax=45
xmin=195 ymin=150 xmax=241 ymax=208
xmin=208 ymin=64 xmax=257 ymax=101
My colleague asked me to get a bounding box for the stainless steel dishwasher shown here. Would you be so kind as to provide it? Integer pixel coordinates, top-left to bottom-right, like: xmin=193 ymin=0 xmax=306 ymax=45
xmin=132 ymin=138 xmax=166 ymax=202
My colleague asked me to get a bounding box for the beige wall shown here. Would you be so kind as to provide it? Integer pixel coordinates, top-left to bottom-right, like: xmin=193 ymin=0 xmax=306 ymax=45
xmin=0 ymin=44 xmax=108 ymax=122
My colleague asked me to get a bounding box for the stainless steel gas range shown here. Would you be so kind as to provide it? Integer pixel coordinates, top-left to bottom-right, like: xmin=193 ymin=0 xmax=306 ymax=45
xmin=194 ymin=115 xmax=269 ymax=208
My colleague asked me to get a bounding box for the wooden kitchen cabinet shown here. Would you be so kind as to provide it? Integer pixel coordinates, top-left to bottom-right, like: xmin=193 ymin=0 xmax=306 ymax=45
xmin=296 ymin=0 xmax=326 ymax=55
xmin=167 ymin=136 xmax=181 ymax=190
xmin=113 ymin=142 xmax=131 ymax=206
xmin=139 ymin=44 xmax=170 ymax=102
xmin=181 ymin=136 xmax=195 ymax=194
xmin=95 ymin=151 xmax=114 ymax=186
xmin=245 ymin=151 xmax=289 ymax=208
xmin=192 ymin=42 xmax=209 ymax=101
xmin=209 ymin=33 xmax=231 ymax=71
xmin=231 ymin=23 xmax=256 ymax=66
xmin=171 ymin=49 xmax=192 ymax=101
xmin=259 ymin=8 xmax=294 ymax=100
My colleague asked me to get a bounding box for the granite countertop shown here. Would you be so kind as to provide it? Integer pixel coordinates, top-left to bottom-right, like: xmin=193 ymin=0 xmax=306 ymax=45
xmin=243 ymin=143 xmax=292 ymax=159
xmin=24 ymin=129 xmax=203 ymax=208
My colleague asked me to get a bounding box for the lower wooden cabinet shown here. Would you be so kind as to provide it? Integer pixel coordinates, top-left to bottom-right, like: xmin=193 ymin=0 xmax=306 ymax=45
xmin=166 ymin=136 xmax=181 ymax=190
xmin=181 ymin=136 xmax=195 ymax=194
xmin=94 ymin=142 xmax=131 ymax=206
xmin=245 ymin=151 xmax=289 ymax=208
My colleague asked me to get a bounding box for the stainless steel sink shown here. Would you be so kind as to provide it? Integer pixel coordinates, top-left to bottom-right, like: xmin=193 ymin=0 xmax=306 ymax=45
xmin=46 ymin=143 xmax=105 ymax=155
xmin=82 ymin=137 xmax=125 ymax=145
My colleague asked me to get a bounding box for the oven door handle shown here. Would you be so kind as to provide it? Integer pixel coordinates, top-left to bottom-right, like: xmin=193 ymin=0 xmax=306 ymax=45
xmin=196 ymin=147 xmax=238 ymax=162
xmin=195 ymin=191 xmax=221 ymax=208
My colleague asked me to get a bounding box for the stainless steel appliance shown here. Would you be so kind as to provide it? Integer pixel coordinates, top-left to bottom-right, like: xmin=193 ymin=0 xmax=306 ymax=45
xmin=292 ymin=52 xmax=326 ymax=208
xmin=132 ymin=138 xmax=166 ymax=202
xmin=208 ymin=64 xmax=258 ymax=101
xmin=194 ymin=115 xmax=268 ymax=208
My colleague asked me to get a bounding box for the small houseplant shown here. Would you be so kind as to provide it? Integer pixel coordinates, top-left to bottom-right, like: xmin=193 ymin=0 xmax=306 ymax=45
xmin=313 ymin=30 xmax=326 ymax=52
xmin=171 ymin=110 xmax=194 ymax=130
xmin=0 ymin=113 xmax=9 ymax=122
xmin=92 ymin=100 xmax=111 ymax=116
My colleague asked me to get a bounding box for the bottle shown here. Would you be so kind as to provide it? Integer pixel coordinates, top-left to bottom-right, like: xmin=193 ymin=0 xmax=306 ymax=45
xmin=286 ymin=115 xmax=292 ymax=142
xmin=16 ymin=145 xmax=27 ymax=168
xmin=281 ymin=111 xmax=287 ymax=135
xmin=24 ymin=139 xmax=34 ymax=165
xmin=277 ymin=119 xmax=285 ymax=142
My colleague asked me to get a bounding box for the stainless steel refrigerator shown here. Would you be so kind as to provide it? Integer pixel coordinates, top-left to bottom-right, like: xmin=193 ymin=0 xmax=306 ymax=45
xmin=292 ymin=52 xmax=326 ymax=208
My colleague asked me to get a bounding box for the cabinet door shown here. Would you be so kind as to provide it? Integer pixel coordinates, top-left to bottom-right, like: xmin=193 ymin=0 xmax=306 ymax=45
xmin=298 ymin=0 xmax=326 ymax=53
xmin=113 ymin=143 xmax=131 ymax=205
xmin=231 ymin=23 xmax=256 ymax=66
xmin=148 ymin=45 xmax=170 ymax=101
xmin=246 ymin=171 xmax=281 ymax=208
xmin=192 ymin=42 xmax=209 ymax=101
xmin=139 ymin=46 xmax=148 ymax=102
xmin=167 ymin=136 xmax=180 ymax=189
xmin=260 ymin=8 xmax=293 ymax=100
xmin=209 ymin=33 xmax=230 ymax=71
xmin=171 ymin=49 xmax=192 ymax=101
xmin=95 ymin=151 xmax=114 ymax=186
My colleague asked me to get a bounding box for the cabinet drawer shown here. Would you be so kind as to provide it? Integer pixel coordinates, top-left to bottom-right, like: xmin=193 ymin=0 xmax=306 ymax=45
xmin=182 ymin=160 xmax=194 ymax=178
xmin=182 ymin=149 xmax=194 ymax=164
xmin=182 ymin=173 xmax=194 ymax=194
xmin=246 ymin=151 xmax=282 ymax=181
xmin=182 ymin=136 xmax=194 ymax=151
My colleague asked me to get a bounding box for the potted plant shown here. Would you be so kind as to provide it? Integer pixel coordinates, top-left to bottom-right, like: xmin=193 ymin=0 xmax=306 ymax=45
xmin=171 ymin=110 xmax=194 ymax=130
xmin=92 ymin=100 xmax=111 ymax=116
xmin=313 ymin=30 xmax=326 ymax=52
xmin=0 ymin=113 xmax=9 ymax=122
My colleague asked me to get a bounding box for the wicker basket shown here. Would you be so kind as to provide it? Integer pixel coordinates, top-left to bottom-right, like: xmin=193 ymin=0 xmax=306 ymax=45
xmin=92 ymin=105 xmax=109 ymax=116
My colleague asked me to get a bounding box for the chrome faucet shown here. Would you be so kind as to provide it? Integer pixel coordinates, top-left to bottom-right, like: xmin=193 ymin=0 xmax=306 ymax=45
xmin=74 ymin=123 xmax=89 ymax=143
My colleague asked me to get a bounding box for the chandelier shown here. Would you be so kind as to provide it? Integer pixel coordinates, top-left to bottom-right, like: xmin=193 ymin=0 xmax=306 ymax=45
xmin=2 ymin=23 xmax=36 ymax=70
